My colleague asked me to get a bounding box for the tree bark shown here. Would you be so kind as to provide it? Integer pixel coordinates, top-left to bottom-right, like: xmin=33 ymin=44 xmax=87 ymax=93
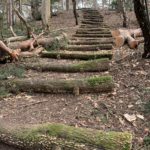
xmin=72 ymin=0 xmax=78 ymax=25
xmin=1 ymin=76 xmax=114 ymax=94
xmin=0 ymin=123 xmax=132 ymax=150
xmin=41 ymin=50 xmax=113 ymax=60
xmin=133 ymin=0 xmax=150 ymax=58
xmin=24 ymin=58 xmax=110 ymax=72
xmin=31 ymin=0 xmax=41 ymax=20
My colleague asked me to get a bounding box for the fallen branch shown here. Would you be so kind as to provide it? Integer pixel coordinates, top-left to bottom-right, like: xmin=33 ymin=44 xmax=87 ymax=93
xmin=1 ymin=76 xmax=114 ymax=94
xmin=0 ymin=123 xmax=132 ymax=150
xmin=24 ymin=58 xmax=110 ymax=72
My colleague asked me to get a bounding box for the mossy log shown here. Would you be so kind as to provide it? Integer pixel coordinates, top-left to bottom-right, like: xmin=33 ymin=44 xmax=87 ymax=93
xmin=80 ymin=25 xmax=108 ymax=29
xmin=82 ymin=19 xmax=103 ymax=22
xmin=0 ymin=123 xmax=132 ymax=150
xmin=41 ymin=50 xmax=113 ymax=60
xmin=1 ymin=76 xmax=114 ymax=94
xmin=68 ymin=40 xmax=114 ymax=45
xmin=73 ymin=34 xmax=112 ymax=38
xmin=24 ymin=59 xmax=110 ymax=72
xmin=83 ymin=17 xmax=103 ymax=20
xmin=65 ymin=44 xmax=113 ymax=51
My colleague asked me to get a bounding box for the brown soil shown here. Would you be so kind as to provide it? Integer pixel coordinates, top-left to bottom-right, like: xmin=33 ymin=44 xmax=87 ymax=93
xmin=0 ymin=9 xmax=149 ymax=150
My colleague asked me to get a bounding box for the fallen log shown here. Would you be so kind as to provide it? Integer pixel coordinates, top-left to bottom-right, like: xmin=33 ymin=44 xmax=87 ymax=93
xmin=20 ymin=47 xmax=44 ymax=57
xmin=82 ymin=19 xmax=103 ymax=22
xmin=80 ymin=25 xmax=108 ymax=28
xmin=41 ymin=50 xmax=113 ymax=60
xmin=65 ymin=44 xmax=113 ymax=51
xmin=0 ymin=123 xmax=132 ymax=150
xmin=1 ymin=76 xmax=114 ymax=94
xmin=24 ymin=58 xmax=110 ymax=72
xmin=112 ymin=28 xmax=143 ymax=49
xmin=7 ymin=33 xmax=67 ymax=50
xmin=5 ymin=36 xmax=28 ymax=43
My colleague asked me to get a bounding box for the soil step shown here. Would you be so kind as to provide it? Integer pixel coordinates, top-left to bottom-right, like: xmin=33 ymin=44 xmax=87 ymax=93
xmin=24 ymin=58 xmax=110 ymax=72
xmin=73 ymin=34 xmax=112 ymax=38
xmin=2 ymin=76 xmax=114 ymax=94
xmin=68 ymin=39 xmax=114 ymax=45
xmin=82 ymin=19 xmax=103 ymax=22
xmin=65 ymin=44 xmax=113 ymax=51
xmin=41 ymin=50 xmax=113 ymax=60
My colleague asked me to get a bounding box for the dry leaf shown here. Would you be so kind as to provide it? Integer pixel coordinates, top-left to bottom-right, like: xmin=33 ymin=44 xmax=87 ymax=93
xmin=136 ymin=114 xmax=144 ymax=120
xmin=124 ymin=114 xmax=136 ymax=122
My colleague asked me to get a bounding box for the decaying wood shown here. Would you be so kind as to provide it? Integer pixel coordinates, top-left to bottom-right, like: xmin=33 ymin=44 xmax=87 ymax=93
xmin=1 ymin=76 xmax=114 ymax=94
xmin=0 ymin=123 xmax=132 ymax=150
xmin=112 ymin=28 xmax=143 ymax=49
xmin=41 ymin=50 xmax=113 ymax=60
xmin=24 ymin=59 xmax=110 ymax=72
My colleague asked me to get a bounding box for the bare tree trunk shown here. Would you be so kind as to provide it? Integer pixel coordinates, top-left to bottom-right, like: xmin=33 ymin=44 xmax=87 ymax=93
xmin=121 ymin=0 xmax=128 ymax=27
xmin=66 ymin=0 xmax=69 ymax=11
xmin=133 ymin=0 xmax=150 ymax=58
xmin=72 ymin=0 xmax=78 ymax=25
xmin=31 ymin=0 xmax=41 ymax=20
xmin=41 ymin=0 xmax=51 ymax=30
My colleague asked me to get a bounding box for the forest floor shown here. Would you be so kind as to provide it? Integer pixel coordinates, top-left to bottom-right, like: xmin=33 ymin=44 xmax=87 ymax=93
xmin=0 ymin=10 xmax=150 ymax=150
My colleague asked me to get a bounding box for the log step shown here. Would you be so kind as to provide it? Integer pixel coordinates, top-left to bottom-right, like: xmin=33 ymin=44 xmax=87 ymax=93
xmin=68 ymin=40 xmax=114 ymax=45
xmin=80 ymin=25 xmax=108 ymax=28
xmin=73 ymin=34 xmax=112 ymax=38
xmin=2 ymin=76 xmax=114 ymax=94
xmin=77 ymin=28 xmax=110 ymax=32
xmin=82 ymin=21 xmax=103 ymax=25
xmin=0 ymin=123 xmax=132 ymax=150
xmin=24 ymin=58 xmax=110 ymax=72
xmin=76 ymin=30 xmax=111 ymax=34
xmin=41 ymin=50 xmax=113 ymax=60
xmin=71 ymin=37 xmax=113 ymax=41
xmin=82 ymin=19 xmax=103 ymax=22
xmin=65 ymin=44 xmax=113 ymax=51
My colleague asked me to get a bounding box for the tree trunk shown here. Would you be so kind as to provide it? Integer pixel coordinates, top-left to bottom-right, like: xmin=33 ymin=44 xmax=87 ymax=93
xmin=66 ymin=0 xmax=69 ymax=11
xmin=41 ymin=0 xmax=51 ymax=30
xmin=0 ymin=123 xmax=132 ymax=150
xmin=121 ymin=0 xmax=128 ymax=27
xmin=72 ymin=0 xmax=78 ymax=25
xmin=31 ymin=0 xmax=41 ymax=20
xmin=133 ymin=0 xmax=150 ymax=58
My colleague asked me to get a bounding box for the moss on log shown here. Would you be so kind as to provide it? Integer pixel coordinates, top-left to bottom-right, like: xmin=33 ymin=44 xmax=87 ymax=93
xmin=0 ymin=123 xmax=132 ymax=150
xmin=24 ymin=59 xmax=110 ymax=72
xmin=65 ymin=44 xmax=113 ymax=51
xmin=2 ymin=76 xmax=114 ymax=94
xmin=41 ymin=50 xmax=113 ymax=60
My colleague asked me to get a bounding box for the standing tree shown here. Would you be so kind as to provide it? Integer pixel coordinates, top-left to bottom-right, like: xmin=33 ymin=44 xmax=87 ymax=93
xmin=72 ymin=0 xmax=78 ymax=25
xmin=41 ymin=0 xmax=51 ymax=30
xmin=133 ymin=0 xmax=150 ymax=58
xmin=121 ymin=0 xmax=128 ymax=27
